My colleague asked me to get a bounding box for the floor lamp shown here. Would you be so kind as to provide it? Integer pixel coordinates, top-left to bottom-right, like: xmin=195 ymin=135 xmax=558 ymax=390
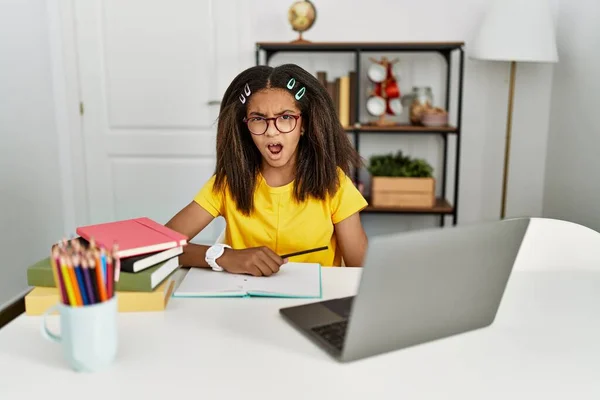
xmin=470 ymin=0 xmax=558 ymax=219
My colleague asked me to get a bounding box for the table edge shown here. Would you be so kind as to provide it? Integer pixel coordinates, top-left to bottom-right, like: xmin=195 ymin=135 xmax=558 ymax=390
xmin=0 ymin=288 xmax=29 ymax=329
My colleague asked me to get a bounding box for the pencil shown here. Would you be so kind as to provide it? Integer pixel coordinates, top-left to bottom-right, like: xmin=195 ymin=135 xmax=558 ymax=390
xmin=100 ymin=247 xmax=107 ymax=284
xmin=106 ymin=254 xmax=114 ymax=298
xmin=94 ymin=250 xmax=107 ymax=302
xmin=87 ymin=254 xmax=101 ymax=304
xmin=279 ymin=246 xmax=328 ymax=259
xmin=71 ymin=238 xmax=81 ymax=254
xmin=66 ymin=256 xmax=83 ymax=306
xmin=50 ymin=247 xmax=68 ymax=304
xmin=112 ymin=243 xmax=121 ymax=282
xmin=73 ymin=254 xmax=89 ymax=305
xmin=81 ymin=257 xmax=96 ymax=304
xmin=60 ymin=256 xmax=77 ymax=306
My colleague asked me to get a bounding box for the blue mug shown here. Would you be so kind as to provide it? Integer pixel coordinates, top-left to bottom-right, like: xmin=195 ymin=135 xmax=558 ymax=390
xmin=41 ymin=296 xmax=118 ymax=372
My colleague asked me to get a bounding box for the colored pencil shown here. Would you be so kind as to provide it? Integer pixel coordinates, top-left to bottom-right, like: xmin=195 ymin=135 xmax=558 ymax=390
xmin=81 ymin=257 xmax=96 ymax=304
xmin=113 ymin=243 xmax=121 ymax=282
xmin=50 ymin=247 xmax=68 ymax=304
xmin=87 ymin=254 xmax=101 ymax=303
xmin=66 ymin=259 xmax=83 ymax=306
xmin=71 ymin=238 xmax=81 ymax=254
xmin=106 ymin=254 xmax=114 ymax=298
xmin=94 ymin=250 xmax=107 ymax=302
xmin=73 ymin=255 xmax=89 ymax=305
xmin=100 ymin=247 xmax=107 ymax=284
xmin=280 ymin=246 xmax=328 ymax=259
xmin=59 ymin=256 xmax=77 ymax=306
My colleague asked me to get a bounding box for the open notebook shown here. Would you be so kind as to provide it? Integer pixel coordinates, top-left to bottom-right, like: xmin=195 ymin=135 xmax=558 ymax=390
xmin=173 ymin=262 xmax=322 ymax=298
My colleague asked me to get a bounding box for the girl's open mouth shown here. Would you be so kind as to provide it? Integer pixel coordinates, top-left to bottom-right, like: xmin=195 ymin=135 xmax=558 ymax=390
xmin=267 ymin=143 xmax=283 ymax=155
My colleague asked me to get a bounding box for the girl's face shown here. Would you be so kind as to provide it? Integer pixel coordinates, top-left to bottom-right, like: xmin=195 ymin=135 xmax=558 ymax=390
xmin=245 ymin=88 xmax=303 ymax=170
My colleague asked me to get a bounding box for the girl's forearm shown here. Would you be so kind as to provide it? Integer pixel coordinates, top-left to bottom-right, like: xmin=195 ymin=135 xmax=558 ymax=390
xmin=179 ymin=243 xmax=212 ymax=268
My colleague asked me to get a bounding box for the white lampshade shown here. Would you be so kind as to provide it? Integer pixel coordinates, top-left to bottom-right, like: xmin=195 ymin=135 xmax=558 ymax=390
xmin=470 ymin=0 xmax=558 ymax=63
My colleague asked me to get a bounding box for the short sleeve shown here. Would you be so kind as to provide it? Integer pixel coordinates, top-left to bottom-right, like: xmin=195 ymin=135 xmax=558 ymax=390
xmin=193 ymin=175 xmax=224 ymax=217
xmin=331 ymin=171 xmax=368 ymax=224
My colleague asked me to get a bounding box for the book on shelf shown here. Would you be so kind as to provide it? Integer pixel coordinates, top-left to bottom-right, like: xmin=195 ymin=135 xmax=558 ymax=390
xmin=316 ymin=71 xmax=327 ymax=86
xmin=315 ymin=70 xmax=356 ymax=129
xmin=348 ymin=71 xmax=357 ymax=125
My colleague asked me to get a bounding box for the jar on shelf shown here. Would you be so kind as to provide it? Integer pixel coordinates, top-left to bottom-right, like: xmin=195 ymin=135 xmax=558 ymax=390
xmin=407 ymin=86 xmax=434 ymax=125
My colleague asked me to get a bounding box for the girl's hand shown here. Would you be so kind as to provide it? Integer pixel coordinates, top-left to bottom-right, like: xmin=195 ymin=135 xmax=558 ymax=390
xmin=219 ymin=247 xmax=287 ymax=276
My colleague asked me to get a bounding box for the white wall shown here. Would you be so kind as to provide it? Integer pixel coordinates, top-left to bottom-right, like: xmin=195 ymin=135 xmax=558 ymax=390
xmin=543 ymin=0 xmax=600 ymax=232
xmin=232 ymin=0 xmax=557 ymax=235
xmin=0 ymin=0 xmax=66 ymax=307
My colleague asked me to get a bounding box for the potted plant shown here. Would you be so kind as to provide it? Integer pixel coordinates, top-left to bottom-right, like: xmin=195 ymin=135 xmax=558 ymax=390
xmin=367 ymin=151 xmax=435 ymax=208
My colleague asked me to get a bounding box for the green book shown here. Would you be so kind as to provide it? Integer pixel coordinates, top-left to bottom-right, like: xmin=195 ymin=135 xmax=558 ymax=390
xmin=27 ymin=256 xmax=179 ymax=292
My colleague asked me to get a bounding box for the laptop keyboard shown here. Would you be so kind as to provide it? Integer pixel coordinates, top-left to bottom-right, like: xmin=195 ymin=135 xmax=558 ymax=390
xmin=311 ymin=320 xmax=348 ymax=352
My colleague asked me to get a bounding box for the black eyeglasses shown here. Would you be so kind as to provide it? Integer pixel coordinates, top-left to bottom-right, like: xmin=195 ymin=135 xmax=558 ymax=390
xmin=243 ymin=114 xmax=301 ymax=135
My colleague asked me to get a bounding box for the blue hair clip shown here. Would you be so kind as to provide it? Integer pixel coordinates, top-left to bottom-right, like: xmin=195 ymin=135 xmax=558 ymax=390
xmin=287 ymin=77 xmax=305 ymax=100
xmin=295 ymin=87 xmax=306 ymax=100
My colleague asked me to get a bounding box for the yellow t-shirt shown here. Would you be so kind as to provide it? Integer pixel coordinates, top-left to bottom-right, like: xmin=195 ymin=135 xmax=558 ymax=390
xmin=193 ymin=169 xmax=368 ymax=267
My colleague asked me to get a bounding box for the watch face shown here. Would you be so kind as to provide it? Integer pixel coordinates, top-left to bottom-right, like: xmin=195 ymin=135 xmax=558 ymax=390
xmin=206 ymin=245 xmax=222 ymax=259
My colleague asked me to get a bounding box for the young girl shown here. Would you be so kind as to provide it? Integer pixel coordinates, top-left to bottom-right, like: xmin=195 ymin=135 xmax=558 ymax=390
xmin=166 ymin=63 xmax=368 ymax=276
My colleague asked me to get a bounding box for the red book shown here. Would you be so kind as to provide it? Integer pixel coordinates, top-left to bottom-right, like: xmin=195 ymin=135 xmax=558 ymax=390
xmin=76 ymin=217 xmax=188 ymax=258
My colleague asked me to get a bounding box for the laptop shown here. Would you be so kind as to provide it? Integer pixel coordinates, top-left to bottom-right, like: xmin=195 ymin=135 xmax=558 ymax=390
xmin=279 ymin=217 xmax=530 ymax=362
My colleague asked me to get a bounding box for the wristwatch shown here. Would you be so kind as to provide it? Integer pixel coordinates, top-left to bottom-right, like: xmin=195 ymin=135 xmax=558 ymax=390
xmin=205 ymin=243 xmax=231 ymax=272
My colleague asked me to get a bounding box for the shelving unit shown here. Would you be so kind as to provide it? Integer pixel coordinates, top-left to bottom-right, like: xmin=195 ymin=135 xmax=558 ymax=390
xmin=255 ymin=41 xmax=465 ymax=226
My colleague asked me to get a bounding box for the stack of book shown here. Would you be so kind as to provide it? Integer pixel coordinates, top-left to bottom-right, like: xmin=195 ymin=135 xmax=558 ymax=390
xmin=25 ymin=217 xmax=188 ymax=315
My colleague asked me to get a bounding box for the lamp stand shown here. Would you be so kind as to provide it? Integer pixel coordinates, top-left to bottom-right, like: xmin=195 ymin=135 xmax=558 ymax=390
xmin=500 ymin=61 xmax=517 ymax=219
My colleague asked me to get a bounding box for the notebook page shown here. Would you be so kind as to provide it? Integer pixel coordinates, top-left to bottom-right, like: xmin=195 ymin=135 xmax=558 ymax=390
xmin=244 ymin=262 xmax=321 ymax=298
xmin=173 ymin=268 xmax=246 ymax=297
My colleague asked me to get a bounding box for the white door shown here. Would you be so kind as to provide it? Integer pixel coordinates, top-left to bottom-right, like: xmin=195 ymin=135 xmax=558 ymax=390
xmin=72 ymin=0 xmax=243 ymax=243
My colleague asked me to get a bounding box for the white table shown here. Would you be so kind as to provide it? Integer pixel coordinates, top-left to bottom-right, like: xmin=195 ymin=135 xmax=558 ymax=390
xmin=1 ymin=219 xmax=600 ymax=399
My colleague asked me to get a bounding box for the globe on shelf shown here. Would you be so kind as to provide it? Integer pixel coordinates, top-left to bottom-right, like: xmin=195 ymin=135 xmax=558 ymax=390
xmin=288 ymin=0 xmax=316 ymax=43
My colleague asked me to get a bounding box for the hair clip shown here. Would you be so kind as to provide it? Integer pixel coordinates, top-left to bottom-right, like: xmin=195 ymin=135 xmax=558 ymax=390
xmin=295 ymin=87 xmax=306 ymax=100
xmin=287 ymin=78 xmax=305 ymax=100
xmin=239 ymin=83 xmax=251 ymax=104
